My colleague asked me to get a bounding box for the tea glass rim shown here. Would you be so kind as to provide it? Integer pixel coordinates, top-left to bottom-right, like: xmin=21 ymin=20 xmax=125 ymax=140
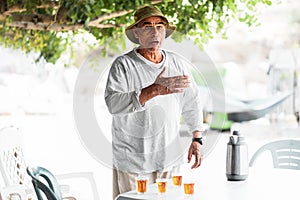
xmin=135 ymin=175 xmax=149 ymax=180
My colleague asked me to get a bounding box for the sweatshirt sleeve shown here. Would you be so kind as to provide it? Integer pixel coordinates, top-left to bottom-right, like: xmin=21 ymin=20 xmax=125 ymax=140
xmin=179 ymin=60 xmax=205 ymax=133
xmin=181 ymin=80 xmax=205 ymax=133
xmin=104 ymin=57 xmax=145 ymax=115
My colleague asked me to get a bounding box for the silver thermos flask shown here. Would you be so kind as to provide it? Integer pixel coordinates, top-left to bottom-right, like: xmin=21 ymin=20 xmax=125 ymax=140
xmin=226 ymin=130 xmax=248 ymax=181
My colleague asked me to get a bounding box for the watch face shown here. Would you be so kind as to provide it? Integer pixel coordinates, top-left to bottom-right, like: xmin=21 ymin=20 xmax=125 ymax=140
xmin=193 ymin=137 xmax=203 ymax=145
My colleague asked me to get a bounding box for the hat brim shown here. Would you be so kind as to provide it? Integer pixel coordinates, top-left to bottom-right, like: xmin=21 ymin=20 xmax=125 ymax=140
xmin=125 ymin=15 xmax=176 ymax=44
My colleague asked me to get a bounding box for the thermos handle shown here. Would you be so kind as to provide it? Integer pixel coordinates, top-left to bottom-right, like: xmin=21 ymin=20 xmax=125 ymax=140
xmin=229 ymin=136 xmax=235 ymax=144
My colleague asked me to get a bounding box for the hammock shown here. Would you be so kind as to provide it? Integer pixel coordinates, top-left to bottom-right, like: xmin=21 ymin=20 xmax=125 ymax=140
xmin=203 ymin=90 xmax=291 ymax=122
xmin=227 ymin=92 xmax=291 ymax=122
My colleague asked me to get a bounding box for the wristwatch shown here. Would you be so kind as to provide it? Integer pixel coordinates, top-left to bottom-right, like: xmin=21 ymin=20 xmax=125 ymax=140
xmin=192 ymin=137 xmax=203 ymax=145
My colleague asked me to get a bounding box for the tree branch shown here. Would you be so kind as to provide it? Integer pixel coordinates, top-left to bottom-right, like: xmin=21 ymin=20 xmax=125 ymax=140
xmin=92 ymin=23 xmax=127 ymax=28
xmin=1 ymin=1 xmax=59 ymax=16
xmin=8 ymin=21 xmax=127 ymax=31
xmin=89 ymin=9 xmax=134 ymax=27
xmin=8 ymin=21 xmax=84 ymax=31
xmin=36 ymin=2 xmax=59 ymax=9
xmin=3 ymin=0 xmax=164 ymax=31
xmin=89 ymin=0 xmax=163 ymax=27
xmin=12 ymin=14 xmax=53 ymax=24
xmin=3 ymin=3 xmax=25 ymax=14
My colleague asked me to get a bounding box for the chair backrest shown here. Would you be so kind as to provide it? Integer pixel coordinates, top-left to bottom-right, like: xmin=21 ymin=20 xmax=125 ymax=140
xmin=249 ymin=139 xmax=300 ymax=170
xmin=26 ymin=166 xmax=63 ymax=200
xmin=0 ymin=126 xmax=28 ymax=186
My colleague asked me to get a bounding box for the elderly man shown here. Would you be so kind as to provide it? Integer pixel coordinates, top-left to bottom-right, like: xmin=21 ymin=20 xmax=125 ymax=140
xmin=104 ymin=5 xmax=205 ymax=198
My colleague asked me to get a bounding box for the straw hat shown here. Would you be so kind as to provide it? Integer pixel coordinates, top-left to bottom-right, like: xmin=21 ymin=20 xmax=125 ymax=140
xmin=125 ymin=6 xmax=176 ymax=44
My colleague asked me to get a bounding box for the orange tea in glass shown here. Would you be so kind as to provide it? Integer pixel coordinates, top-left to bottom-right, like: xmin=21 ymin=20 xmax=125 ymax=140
xmin=156 ymin=178 xmax=168 ymax=194
xmin=172 ymin=174 xmax=182 ymax=187
xmin=135 ymin=176 xmax=149 ymax=194
xmin=183 ymin=182 xmax=195 ymax=195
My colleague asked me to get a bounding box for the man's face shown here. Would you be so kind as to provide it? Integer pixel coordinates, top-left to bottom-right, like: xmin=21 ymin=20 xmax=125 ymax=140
xmin=133 ymin=16 xmax=167 ymax=52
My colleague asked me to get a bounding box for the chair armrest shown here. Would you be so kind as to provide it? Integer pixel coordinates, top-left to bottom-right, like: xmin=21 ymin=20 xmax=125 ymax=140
xmin=62 ymin=196 xmax=77 ymax=200
xmin=1 ymin=185 xmax=28 ymax=200
xmin=55 ymin=172 xmax=100 ymax=200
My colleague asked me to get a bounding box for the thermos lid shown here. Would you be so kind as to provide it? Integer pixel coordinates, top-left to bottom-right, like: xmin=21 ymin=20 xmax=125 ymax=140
xmin=229 ymin=130 xmax=246 ymax=145
xmin=232 ymin=130 xmax=240 ymax=135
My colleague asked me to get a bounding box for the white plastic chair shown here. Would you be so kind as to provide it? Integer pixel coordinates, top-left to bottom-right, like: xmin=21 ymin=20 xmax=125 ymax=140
xmin=249 ymin=139 xmax=300 ymax=170
xmin=0 ymin=126 xmax=100 ymax=200
xmin=0 ymin=126 xmax=32 ymax=200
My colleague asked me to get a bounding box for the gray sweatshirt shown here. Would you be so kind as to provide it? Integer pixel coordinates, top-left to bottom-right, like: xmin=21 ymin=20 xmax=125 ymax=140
xmin=105 ymin=48 xmax=204 ymax=173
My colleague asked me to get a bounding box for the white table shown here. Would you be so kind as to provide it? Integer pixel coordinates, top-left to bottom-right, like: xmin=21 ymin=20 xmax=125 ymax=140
xmin=116 ymin=167 xmax=300 ymax=200
xmin=116 ymin=127 xmax=300 ymax=200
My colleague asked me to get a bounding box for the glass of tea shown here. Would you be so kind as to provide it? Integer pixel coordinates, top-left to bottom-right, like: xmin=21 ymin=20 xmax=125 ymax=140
xmin=183 ymin=179 xmax=195 ymax=196
xmin=172 ymin=172 xmax=182 ymax=187
xmin=156 ymin=178 xmax=168 ymax=194
xmin=135 ymin=175 xmax=149 ymax=194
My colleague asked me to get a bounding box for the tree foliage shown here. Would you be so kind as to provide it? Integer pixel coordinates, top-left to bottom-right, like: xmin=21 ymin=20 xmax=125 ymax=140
xmin=0 ymin=0 xmax=272 ymax=64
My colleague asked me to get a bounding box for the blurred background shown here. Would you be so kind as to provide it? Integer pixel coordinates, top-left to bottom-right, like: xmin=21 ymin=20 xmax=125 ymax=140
xmin=1 ymin=0 xmax=300 ymax=199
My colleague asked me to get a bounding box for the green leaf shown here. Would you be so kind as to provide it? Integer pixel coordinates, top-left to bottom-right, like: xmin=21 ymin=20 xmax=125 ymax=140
xmin=0 ymin=0 xmax=274 ymax=64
